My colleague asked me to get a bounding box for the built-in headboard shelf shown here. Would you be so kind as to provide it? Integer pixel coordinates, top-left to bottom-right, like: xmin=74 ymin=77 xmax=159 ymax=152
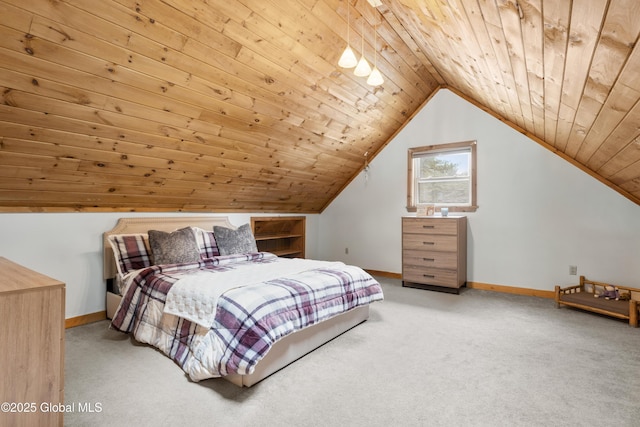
xmin=103 ymin=216 xmax=236 ymax=280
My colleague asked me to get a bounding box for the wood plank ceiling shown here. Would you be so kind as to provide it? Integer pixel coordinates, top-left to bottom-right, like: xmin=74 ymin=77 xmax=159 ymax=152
xmin=1 ymin=0 xmax=640 ymax=212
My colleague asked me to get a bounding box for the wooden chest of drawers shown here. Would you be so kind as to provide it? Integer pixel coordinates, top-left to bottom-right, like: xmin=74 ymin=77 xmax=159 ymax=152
xmin=402 ymin=216 xmax=467 ymax=292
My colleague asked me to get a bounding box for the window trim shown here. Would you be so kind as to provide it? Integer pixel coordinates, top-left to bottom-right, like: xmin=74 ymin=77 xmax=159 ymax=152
xmin=407 ymin=140 xmax=478 ymax=213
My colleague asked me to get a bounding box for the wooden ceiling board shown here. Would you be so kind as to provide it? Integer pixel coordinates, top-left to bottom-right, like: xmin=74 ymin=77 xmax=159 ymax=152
xmin=456 ymin=0 xmax=511 ymax=119
xmin=1 ymin=0 xmax=640 ymax=212
xmin=553 ymin=0 xmax=608 ymax=152
xmin=517 ymin=0 xmax=545 ymax=137
xmin=541 ymin=0 xmax=570 ymax=146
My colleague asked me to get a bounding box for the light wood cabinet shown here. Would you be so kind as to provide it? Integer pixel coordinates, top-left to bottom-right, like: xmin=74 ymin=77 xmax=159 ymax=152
xmin=0 ymin=257 xmax=65 ymax=427
xmin=251 ymin=216 xmax=305 ymax=258
xmin=402 ymin=216 xmax=467 ymax=293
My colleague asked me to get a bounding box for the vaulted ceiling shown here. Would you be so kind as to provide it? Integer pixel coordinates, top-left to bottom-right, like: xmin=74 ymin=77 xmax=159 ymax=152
xmin=1 ymin=0 xmax=640 ymax=213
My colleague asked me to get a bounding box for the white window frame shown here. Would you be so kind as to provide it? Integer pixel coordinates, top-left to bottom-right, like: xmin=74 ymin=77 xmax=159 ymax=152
xmin=407 ymin=140 xmax=478 ymax=213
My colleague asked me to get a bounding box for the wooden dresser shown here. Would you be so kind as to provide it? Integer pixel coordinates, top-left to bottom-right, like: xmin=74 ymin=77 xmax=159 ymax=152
xmin=402 ymin=216 xmax=467 ymax=293
xmin=0 ymin=257 xmax=65 ymax=427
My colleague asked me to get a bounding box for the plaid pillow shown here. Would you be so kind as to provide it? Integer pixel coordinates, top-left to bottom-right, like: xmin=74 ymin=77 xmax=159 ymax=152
xmin=191 ymin=227 xmax=220 ymax=259
xmin=108 ymin=234 xmax=152 ymax=276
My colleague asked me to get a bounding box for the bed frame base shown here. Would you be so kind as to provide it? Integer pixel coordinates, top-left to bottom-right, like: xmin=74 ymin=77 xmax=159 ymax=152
xmin=106 ymin=291 xmax=120 ymax=320
xmin=107 ymin=292 xmax=370 ymax=387
xmin=224 ymin=305 xmax=370 ymax=387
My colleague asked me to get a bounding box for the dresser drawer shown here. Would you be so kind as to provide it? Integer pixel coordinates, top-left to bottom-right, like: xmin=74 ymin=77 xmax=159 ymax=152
xmin=403 ymin=250 xmax=458 ymax=270
xmin=402 ymin=218 xmax=458 ymax=235
xmin=402 ymin=265 xmax=459 ymax=288
xmin=402 ymin=234 xmax=458 ymax=252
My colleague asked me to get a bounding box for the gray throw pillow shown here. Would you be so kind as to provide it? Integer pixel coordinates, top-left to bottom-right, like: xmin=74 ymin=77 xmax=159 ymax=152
xmin=148 ymin=227 xmax=201 ymax=265
xmin=213 ymin=223 xmax=258 ymax=255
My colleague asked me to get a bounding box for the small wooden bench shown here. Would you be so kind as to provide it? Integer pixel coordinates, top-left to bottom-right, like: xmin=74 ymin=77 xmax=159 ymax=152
xmin=555 ymin=276 xmax=639 ymax=327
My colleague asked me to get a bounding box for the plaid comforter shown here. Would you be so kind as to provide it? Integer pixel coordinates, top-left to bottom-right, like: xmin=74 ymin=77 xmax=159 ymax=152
xmin=110 ymin=253 xmax=383 ymax=381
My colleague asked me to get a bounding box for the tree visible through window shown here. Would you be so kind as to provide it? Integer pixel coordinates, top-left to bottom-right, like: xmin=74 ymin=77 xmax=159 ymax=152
xmin=407 ymin=141 xmax=477 ymax=212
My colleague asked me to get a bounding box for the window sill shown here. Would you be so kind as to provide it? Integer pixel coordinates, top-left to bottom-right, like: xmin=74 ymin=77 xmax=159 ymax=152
xmin=407 ymin=205 xmax=478 ymax=213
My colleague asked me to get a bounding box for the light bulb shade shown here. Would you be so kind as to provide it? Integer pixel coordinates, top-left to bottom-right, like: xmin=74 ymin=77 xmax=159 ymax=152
xmin=367 ymin=67 xmax=384 ymax=86
xmin=338 ymin=45 xmax=358 ymax=68
xmin=354 ymin=56 xmax=372 ymax=77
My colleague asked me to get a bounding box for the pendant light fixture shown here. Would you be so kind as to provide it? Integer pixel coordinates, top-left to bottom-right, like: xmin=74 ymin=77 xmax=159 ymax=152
xmin=338 ymin=2 xmax=357 ymax=68
xmin=353 ymin=21 xmax=372 ymax=77
xmin=367 ymin=66 xmax=384 ymax=86
xmin=367 ymin=24 xmax=384 ymax=86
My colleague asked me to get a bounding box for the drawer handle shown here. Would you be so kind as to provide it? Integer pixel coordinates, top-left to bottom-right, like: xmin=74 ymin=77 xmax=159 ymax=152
xmin=423 ymin=258 xmax=435 ymax=262
xmin=423 ymin=242 xmax=435 ymax=245
xmin=422 ymin=225 xmax=435 ymax=229
xmin=423 ymin=274 xmax=435 ymax=278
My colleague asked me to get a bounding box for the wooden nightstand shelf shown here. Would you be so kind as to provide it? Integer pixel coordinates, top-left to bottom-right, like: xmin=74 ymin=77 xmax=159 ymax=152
xmin=251 ymin=216 xmax=305 ymax=258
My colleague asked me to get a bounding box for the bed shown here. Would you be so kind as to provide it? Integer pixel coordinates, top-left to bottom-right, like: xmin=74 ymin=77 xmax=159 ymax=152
xmin=103 ymin=216 xmax=384 ymax=387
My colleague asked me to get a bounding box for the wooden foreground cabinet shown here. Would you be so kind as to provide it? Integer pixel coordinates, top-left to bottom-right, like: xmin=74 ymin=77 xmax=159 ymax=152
xmin=0 ymin=257 xmax=65 ymax=427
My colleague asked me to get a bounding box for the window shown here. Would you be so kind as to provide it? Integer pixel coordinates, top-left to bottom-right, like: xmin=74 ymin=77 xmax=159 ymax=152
xmin=407 ymin=140 xmax=477 ymax=212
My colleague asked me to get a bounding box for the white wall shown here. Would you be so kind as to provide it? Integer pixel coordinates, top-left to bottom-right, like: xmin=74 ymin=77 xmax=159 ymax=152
xmin=0 ymin=213 xmax=319 ymax=319
xmin=318 ymin=89 xmax=640 ymax=290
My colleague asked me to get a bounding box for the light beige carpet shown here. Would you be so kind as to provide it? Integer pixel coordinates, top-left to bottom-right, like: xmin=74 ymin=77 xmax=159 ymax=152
xmin=64 ymin=277 xmax=640 ymax=426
